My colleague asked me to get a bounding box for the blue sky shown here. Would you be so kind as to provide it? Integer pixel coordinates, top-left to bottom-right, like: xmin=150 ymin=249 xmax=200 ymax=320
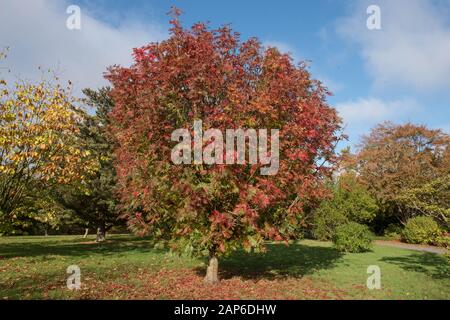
xmin=1 ymin=0 xmax=450 ymax=149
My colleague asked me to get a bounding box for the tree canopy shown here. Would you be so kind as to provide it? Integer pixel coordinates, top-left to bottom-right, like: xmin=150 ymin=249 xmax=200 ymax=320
xmin=54 ymin=87 xmax=120 ymax=241
xmin=350 ymin=122 xmax=450 ymax=225
xmin=106 ymin=11 xmax=342 ymax=282
xmin=0 ymin=54 xmax=98 ymax=229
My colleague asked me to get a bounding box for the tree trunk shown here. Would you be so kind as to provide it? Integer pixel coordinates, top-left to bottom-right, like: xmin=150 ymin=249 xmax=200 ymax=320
xmin=83 ymin=228 xmax=89 ymax=238
xmin=204 ymin=254 xmax=219 ymax=284
xmin=96 ymin=224 xmax=106 ymax=242
xmin=44 ymin=226 xmax=48 ymax=237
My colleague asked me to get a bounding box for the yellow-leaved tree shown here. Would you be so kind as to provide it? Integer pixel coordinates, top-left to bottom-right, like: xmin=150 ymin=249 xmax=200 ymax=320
xmin=0 ymin=50 xmax=98 ymax=230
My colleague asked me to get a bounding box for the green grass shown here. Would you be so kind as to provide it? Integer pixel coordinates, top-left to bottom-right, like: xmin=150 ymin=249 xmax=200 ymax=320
xmin=0 ymin=235 xmax=448 ymax=299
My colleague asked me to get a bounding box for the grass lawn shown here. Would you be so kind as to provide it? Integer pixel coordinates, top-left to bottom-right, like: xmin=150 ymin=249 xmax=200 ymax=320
xmin=0 ymin=235 xmax=448 ymax=300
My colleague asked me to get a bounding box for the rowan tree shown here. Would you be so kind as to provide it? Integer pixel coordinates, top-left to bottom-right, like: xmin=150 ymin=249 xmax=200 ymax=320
xmin=106 ymin=10 xmax=342 ymax=283
xmin=351 ymin=122 xmax=450 ymax=225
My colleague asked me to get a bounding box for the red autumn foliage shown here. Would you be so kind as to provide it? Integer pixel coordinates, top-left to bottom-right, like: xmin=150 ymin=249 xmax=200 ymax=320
xmin=106 ymin=9 xmax=342 ymax=261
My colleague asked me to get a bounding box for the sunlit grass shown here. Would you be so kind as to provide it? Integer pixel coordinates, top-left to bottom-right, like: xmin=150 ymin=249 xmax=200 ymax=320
xmin=0 ymin=235 xmax=448 ymax=299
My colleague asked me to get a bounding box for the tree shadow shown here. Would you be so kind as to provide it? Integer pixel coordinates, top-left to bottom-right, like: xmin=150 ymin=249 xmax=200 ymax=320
xmin=0 ymin=236 xmax=160 ymax=260
xmin=1 ymin=237 xmax=346 ymax=282
xmin=196 ymin=242 xmax=344 ymax=280
xmin=380 ymin=252 xmax=450 ymax=280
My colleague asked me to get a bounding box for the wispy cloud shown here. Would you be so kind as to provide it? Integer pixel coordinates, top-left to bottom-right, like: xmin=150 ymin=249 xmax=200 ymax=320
xmin=336 ymin=97 xmax=419 ymax=123
xmin=336 ymin=0 xmax=450 ymax=92
xmin=262 ymin=40 xmax=301 ymax=63
xmin=316 ymin=75 xmax=343 ymax=94
xmin=0 ymin=0 xmax=166 ymax=95
xmin=336 ymin=97 xmax=420 ymax=142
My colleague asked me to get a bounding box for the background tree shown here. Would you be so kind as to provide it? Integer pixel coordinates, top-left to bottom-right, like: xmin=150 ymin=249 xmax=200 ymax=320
xmin=2 ymin=187 xmax=76 ymax=236
xmin=310 ymin=173 xmax=378 ymax=240
xmin=397 ymin=175 xmax=449 ymax=228
xmin=351 ymin=122 xmax=449 ymax=226
xmin=55 ymin=87 xmax=120 ymax=242
xmin=0 ymin=54 xmax=98 ymax=229
xmin=106 ymin=10 xmax=342 ymax=283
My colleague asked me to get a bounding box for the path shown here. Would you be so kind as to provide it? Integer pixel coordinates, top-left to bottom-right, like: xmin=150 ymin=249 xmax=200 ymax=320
xmin=374 ymin=240 xmax=447 ymax=255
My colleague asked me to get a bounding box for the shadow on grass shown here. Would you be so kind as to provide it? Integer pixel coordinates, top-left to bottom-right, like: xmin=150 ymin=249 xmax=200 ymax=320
xmin=1 ymin=237 xmax=345 ymax=282
xmin=196 ymin=242 xmax=344 ymax=280
xmin=380 ymin=252 xmax=450 ymax=280
xmin=0 ymin=236 xmax=160 ymax=260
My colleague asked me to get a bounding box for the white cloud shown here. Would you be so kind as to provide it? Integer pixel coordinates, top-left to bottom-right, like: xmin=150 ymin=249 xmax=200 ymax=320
xmin=336 ymin=97 xmax=418 ymax=123
xmin=0 ymin=0 xmax=166 ymax=95
xmin=335 ymin=97 xmax=421 ymax=144
xmin=337 ymin=0 xmax=450 ymax=92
